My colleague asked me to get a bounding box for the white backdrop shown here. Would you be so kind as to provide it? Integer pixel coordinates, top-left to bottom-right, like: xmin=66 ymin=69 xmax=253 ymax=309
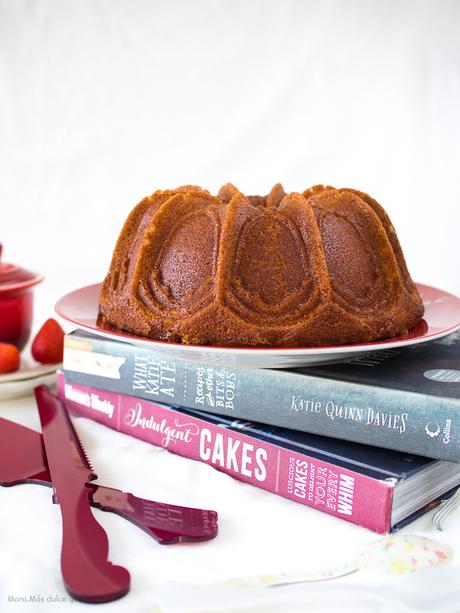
xmin=1 ymin=0 xmax=460 ymax=317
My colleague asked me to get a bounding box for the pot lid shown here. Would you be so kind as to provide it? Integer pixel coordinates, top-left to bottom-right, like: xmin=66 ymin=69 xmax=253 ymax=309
xmin=0 ymin=245 xmax=44 ymax=291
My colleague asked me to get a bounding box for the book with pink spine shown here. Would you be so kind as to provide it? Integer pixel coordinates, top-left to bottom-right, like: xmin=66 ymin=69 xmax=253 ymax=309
xmin=56 ymin=371 xmax=460 ymax=534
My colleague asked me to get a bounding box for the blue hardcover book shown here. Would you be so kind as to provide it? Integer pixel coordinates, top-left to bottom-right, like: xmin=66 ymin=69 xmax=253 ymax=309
xmin=63 ymin=329 xmax=460 ymax=461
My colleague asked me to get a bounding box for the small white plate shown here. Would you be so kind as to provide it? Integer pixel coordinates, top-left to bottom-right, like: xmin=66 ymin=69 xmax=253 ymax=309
xmin=0 ymin=373 xmax=57 ymax=401
xmin=55 ymin=282 xmax=460 ymax=368
xmin=0 ymin=349 xmax=58 ymax=401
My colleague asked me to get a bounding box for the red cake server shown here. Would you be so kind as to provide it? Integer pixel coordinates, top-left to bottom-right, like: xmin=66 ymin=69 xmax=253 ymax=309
xmin=35 ymin=384 xmax=131 ymax=603
xmin=0 ymin=416 xmax=218 ymax=544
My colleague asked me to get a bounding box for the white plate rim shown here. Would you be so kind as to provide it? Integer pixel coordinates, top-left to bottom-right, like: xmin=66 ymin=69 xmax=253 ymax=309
xmin=0 ymin=362 xmax=58 ymax=384
xmin=54 ymin=282 xmax=460 ymax=361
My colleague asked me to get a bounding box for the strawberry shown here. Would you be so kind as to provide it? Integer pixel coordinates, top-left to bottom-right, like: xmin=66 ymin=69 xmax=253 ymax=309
xmin=31 ymin=318 xmax=64 ymax=364
xmin=0 ymin=342 xmax=20 ymax=373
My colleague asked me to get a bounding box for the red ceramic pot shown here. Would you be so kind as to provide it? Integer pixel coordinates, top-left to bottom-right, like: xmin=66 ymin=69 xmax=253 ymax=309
xmin=0 ymin=245 xmax=43 ymax=351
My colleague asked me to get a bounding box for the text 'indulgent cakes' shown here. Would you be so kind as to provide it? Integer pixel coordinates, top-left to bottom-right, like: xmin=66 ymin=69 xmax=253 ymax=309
xmin=98 ymin=184 xmax=424 ymax=347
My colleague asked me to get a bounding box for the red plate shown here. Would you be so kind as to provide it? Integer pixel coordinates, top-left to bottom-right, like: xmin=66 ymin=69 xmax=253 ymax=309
xmin=55 ymin=283 xmax=460 ymax=368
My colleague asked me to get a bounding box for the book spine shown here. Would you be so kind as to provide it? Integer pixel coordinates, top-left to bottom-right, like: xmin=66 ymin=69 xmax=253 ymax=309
xmin=57 ymin=372 xmax=393 ymax=534
xmin=63 ymin=332 xmax=460 ymax=462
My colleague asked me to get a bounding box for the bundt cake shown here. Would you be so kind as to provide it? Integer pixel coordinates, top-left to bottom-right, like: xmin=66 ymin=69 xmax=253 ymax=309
xmin=98 ymin=184 xmax=424 ymax=347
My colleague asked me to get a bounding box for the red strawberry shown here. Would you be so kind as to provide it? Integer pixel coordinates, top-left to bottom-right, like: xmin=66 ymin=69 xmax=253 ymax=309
xmin=31 ymin=318 xmax=64 ymax=364
xmin=0 ymin=342 xmax=20 ymax=373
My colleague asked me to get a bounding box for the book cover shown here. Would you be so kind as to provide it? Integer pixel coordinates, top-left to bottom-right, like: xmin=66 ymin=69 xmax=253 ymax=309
xmin=56 ymin=372 xmax=460 ymax=534
xmin=63 ymin=330 xmax=460 ymax=461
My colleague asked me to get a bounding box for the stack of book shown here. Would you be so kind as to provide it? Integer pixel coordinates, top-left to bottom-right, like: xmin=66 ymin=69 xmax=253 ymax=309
xmin=58 ymin=329 xmax=460 ymax=534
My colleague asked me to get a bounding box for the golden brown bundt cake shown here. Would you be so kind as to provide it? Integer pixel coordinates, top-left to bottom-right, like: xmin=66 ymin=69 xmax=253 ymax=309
xmin=98 ymin=184 xmax=424 ymax=347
